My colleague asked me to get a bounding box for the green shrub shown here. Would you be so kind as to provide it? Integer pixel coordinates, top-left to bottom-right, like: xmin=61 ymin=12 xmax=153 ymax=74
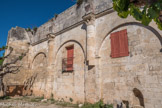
xmin=69 ymin=97 xmax=73 ymax=102
xmin=77 ymin=0 xmax=83 ymax=6
xmin=54 ymin=14 xmax=58 ymax=19
xmin=33 ymin=27 xmax=37 ymax=32
xmin=25 ymin=28 xmax=31 ymax=32
xmin=50 ymin=93 xmax=55 ymax=104
xmin=0 ymin=59 xmax=4 ymax=66
xmin=104 ymin=104 xmax=113 ymax=108
xmin=30 ymin=96 xmax=44 ymax=102
xmin=19 ymin=56 xmax=23 ymax=60
xmin=81 ymin=100 xmax=113 ymax=108
xmin=0 ymin=96 xmax=10 ymax=100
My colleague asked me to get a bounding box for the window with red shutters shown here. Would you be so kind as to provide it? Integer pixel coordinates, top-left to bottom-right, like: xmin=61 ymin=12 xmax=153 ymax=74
xmin=62 ymin=45 xmax=74 ymax=72
xmin=110 ymin=31 xmax=120 ymax=58
xmin=66 ymin=45 xmax=74 ymax=71
xmin=110 ymin=29 xmax=129 ymax=58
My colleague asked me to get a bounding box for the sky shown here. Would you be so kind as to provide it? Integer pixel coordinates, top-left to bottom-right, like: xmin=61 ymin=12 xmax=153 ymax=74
xmin=0 ymin=0 xmax=75 ymax=55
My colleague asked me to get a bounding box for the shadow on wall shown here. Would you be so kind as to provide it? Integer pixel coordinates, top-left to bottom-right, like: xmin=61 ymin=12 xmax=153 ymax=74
xmin=6 ymin=85 xmax=24 ymax=96
xmin=133 ymin=88 xmax=145 ymax=108
xmin=5 ymin=85 xmax=33 ymax=97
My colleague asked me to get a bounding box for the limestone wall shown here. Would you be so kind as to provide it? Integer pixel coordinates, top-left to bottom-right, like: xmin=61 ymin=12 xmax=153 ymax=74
xmin=50 ymin=25 xmax=86 ymax=102
xmin=32 ymin=0 xmax=113 ymax=43
xmin=53 ymin=41 xmax=85 ymax=103
xmin=4 ymin=0 xmax=162 ymax=107
xmin=3 ymin=27 xmax=31 ymax=91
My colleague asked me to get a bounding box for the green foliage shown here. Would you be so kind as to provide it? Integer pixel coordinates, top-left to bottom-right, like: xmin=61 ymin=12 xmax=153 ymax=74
xmin=113 ymin=0 xmax=130 ymax=11
xmin=129 ymin=4 xmax=143 ymax=21
xmin=26 ymin=27 xmax=37 ymax=32
xmin=104 ymin=104 xmax=113 ymax=108
xmin=69 ymin=97 xmax=73 ymax=102
xmin=25 ymin=28 xmax=31 ymax=32
xmin=0 ymin=96 xmax=10 ymax=100
xmin=50 ymin=93 xmax=54 ymax=99
xmin=19 ymin=53 xmax=24 ymax=60
xmin=0 ymin=46 xmax=7 ymax=51
xmin=118 ymin=11 xmax=129 ymax=18
xmin=56 ymin=102 xmax=71 ymax=107
xmin=54 ymin=14 xmax=58 ymax=19
xmin=77 ymin=0 xmax=84 ymax=6
xmin=154 ymin=17 xmax=162 ymax=29
xmin=81 ymin=100 xmax=113 ymax=108
xmin=50 ymin=93 xmax=55 ymax=103
xmin=19 ymin=56 xmax=23 ymax=60
xmin=0 ymin=46 xmax=7 ymax=66
xmin=113 ymin=0 xmax=162 ymax=30
xmin=30 ymin=96 xmax=44 ymax=102
xmin=50 ymin=98 xmax=55 ymax=104
xmin=33 ymin=27 xmax=37 ymax=32
xmin=0 ymin=59 xmax=4 ymax=66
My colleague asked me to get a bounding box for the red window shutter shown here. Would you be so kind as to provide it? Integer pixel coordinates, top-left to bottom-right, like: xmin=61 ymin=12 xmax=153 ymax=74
xmin=66 ymin=46 xmax=74 ymax=71
xmin=119 ymin=29 xmax=129 ymax=57
xmin=110 ymin=29 xmax=129 ymax=58
xmin=110 ymin=31 xmax=120 ymax=58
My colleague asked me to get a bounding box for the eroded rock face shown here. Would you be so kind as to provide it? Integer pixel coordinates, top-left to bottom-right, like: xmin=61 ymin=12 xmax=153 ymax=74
xmin=8 ymin=26 xmax=31 ymax=43
xmin=3 ymin=26 xmax=32 ymax=87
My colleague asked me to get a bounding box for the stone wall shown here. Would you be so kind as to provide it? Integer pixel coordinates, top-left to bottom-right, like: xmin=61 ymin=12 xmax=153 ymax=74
xmin=95 ymin=12 xmax=162 ymax=108
xmin=4 ymin=27 xmax=31 ymax=86
xmin=32 ymin=0 xmax=113 ymax=43
xmin=99 ymin=21 xmax=162 ymax=108
xmin=4 ymin=0 xmax=162 ymax=108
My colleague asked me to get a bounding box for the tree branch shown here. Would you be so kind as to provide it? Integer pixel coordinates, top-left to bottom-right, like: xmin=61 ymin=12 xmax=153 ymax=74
xmin=0 ymin=47 xmax=13 ymax=60
xmin=2 ymin=49 xmax=28 ymax=69
xmin=0 ymin=66 xmax=20 ymax=76
xmin=0 ymin=48 xmax=29 ymax=77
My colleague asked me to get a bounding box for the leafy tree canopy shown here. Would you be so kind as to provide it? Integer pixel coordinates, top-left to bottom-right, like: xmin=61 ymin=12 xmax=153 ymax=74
xmin=112 ymin=0 xmax=162 ymax=30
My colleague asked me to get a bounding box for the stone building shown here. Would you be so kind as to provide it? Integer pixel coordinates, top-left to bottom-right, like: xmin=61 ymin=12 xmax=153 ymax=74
xmin=3 ymin=0 xmax=162 ymax=108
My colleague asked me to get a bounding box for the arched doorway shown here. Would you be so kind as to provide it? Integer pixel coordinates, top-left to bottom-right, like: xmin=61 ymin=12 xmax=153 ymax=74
xmin=31 ymin=52 xmax=48 ymax=97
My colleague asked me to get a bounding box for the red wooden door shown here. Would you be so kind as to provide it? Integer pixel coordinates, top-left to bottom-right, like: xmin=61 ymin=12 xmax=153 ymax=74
xmin=66 ymin=46 xmax=74 ymax=71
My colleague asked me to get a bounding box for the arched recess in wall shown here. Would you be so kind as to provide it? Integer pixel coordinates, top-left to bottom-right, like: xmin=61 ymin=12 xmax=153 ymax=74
xmin=32 ymin=52 xmax=47 ymax=69
xmin=98 ymin=22 xmax=161 ymax=103
xmin=54 ymin=40 xmax=86 ymax=62
xmin=23 ymin=52 xmax=47 ymax=96
xmin=98 ymin=22 xmax=162 ymax=55
xmin=31 ymin=52 xmax=48 ymax=96
xmin=53 ymin=40 xmax=86 ymax=102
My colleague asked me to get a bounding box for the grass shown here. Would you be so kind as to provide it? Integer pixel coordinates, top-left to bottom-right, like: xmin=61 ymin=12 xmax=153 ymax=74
xmin=81 ymin=100 xmax=113 ymax=108
xmin=30 ymin=96 xmax=44 ymax=102
xmin=0 ymin=96 xmax=114 ymax=108
xmin=0 ymin=96 xmax=10 ymax=100
xmin=50 ymin=98 xmax=55 ymax=104
xmin=55 ymin=101 xmax=78 ymax=108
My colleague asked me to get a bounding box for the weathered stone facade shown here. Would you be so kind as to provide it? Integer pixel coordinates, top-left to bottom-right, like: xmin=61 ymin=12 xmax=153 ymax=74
xmin=3 ymin=0 xmax=162 ymax=108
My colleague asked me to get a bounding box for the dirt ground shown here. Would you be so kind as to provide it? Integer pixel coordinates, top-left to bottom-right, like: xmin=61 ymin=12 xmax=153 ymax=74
xmin=0 ymin=96 xmax=78 ymax=108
